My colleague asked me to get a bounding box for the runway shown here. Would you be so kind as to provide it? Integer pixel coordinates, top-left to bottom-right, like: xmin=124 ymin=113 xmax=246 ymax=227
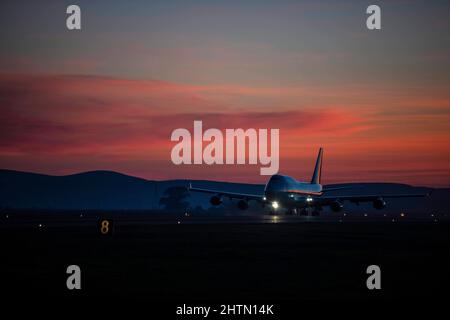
xmin=2 ymin=208 xmax=449 ymax=309
xmin=1 ymin=210 xmax=447 ymax=230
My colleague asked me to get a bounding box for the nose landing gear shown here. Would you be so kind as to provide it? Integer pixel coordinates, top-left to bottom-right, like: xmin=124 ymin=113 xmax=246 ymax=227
xmin=311 ymin=210 xmax=320 ymax=216
xmin=299 ymin=207 xmax=321 ymax=216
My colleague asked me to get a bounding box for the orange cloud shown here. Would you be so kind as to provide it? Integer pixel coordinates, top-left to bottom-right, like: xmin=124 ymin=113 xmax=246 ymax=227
xmin=0 ymin=74 xmax=448 ymax=186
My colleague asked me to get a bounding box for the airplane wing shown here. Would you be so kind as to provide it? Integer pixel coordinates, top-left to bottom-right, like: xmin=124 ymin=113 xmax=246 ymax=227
xmin=188 ymin=183 xmax=264 ymax=201
xmin=316 ymin=192 xmax=430 ymax=204
xmin=321 ymin=186 xmax=353 ymax=192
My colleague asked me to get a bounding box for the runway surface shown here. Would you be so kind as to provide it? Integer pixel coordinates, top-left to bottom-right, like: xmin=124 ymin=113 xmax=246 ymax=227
xmin=2 ymin=210 xmax=448 ymax=229
xmin=2 ymin=210 xmax=449 ymax=316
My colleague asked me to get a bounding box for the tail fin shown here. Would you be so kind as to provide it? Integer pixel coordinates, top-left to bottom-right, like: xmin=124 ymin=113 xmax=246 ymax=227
xmin=310 ymin=148 xmax=323 ymax=184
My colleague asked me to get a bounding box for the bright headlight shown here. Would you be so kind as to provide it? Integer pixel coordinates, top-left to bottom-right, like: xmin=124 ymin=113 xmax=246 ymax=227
xmin=272 ymin=201 xmax=279 ymax=209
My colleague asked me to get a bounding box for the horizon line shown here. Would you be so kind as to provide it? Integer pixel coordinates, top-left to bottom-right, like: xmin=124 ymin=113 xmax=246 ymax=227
xmin=0 ymin=168 xmax=445 ymax=189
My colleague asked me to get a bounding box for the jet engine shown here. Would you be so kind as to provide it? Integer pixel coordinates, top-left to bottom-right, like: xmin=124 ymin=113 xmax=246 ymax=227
xmin=237 ymin=200 xmax=249 ymax=210
xmin=373 ymin=198 xmax=386 ymax=210
xmin=330 ymin=200 xmax=344 ymax=212
xmin=210 ymin=195 xmax=222 ymax=206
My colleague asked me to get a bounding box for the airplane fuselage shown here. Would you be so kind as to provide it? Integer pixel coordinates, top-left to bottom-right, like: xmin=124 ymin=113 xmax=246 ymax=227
xmin=264 ymin=174 xmax=322 ymax=209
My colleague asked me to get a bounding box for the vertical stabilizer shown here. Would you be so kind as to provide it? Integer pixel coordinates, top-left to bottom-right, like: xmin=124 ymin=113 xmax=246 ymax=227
xmin=310 ymin=148 xmax=323 ymax=184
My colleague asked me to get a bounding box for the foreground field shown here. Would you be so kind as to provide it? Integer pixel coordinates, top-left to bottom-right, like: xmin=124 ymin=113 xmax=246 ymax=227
xmin=3 ymin=215 xmax=449 ymax=305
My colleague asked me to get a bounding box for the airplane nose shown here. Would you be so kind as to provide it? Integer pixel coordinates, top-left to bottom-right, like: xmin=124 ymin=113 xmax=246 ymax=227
xmin=265 ymin=191 xmax=276 ymax=200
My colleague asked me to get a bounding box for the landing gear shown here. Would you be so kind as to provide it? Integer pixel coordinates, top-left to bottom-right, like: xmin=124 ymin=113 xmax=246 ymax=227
xmin=299 ymin=209 xmax=308 ymax=216
xmin=298 ymin=207 xmax=321 ymax=216
xmin=311 ymin=210 xmax=320 ymax=216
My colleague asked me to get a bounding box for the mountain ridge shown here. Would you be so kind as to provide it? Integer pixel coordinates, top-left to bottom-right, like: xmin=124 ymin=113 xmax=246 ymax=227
xmin=0 ymin=169 xmax=447 ymax=213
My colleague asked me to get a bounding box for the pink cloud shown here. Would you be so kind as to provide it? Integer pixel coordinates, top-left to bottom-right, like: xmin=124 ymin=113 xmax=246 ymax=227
xmin=0 ymin=73 xmax=448 ymax=186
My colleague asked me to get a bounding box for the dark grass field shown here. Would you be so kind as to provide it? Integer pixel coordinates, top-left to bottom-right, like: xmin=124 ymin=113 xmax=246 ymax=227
xmin=2 ymin=215 xmax=449 ymax=308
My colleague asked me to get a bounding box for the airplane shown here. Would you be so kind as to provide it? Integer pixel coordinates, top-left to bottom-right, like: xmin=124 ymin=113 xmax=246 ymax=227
xmin=188 ymin=148 xmax=429 ymax=215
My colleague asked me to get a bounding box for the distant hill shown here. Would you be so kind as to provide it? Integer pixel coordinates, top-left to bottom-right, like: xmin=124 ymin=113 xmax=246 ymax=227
xmin=0 ymin=169 xmax=448 ymax=215
xmin=0 ymin=169 xmax=263 ymax=211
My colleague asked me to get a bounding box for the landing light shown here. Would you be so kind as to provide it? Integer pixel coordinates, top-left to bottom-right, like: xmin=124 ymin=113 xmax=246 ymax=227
xmin=272 ymin=201 xmax=279 ymax=209
xmin=306 ymin=197 xmax=313 ymax=203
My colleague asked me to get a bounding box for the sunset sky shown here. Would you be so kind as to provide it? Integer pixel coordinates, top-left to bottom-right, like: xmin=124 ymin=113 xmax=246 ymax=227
xmin=0 ymin=0 xmax=449 ymax=186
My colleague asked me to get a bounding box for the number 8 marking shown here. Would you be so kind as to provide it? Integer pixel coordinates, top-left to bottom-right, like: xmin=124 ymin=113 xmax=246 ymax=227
xmin=100 ymin=220 xmax=109 ymax=234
